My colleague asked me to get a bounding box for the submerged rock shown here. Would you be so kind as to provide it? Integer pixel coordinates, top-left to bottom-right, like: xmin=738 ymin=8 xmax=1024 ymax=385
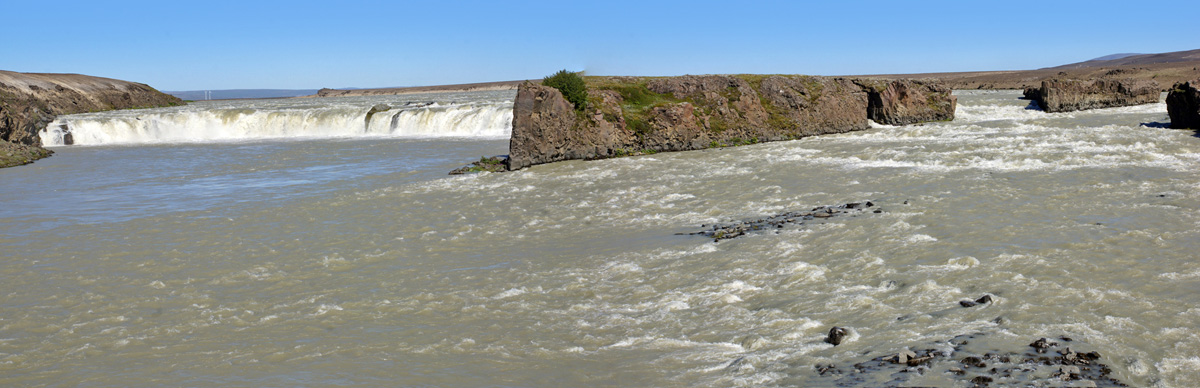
xmin=825 ymin=327 xmax=848 ymax=346
xmin=960 ymin=295 xmax=994 ymax=308
xmin=803 ymin=332 xmax=1127 ymax=387
xmin=1166 ymin=79 xmax=1200 ymax=129
xmin=448 ymin=155 xmax=509 ymax=175
xmin=681 ymin=201 xmax=878 ymax=242
xmin=1027 ymin=78 xmax=1159 ymax=113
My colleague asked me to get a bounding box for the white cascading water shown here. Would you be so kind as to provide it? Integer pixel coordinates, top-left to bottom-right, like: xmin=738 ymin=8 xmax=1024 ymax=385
xmin=39 ymin=91 xmax=514 ymax=146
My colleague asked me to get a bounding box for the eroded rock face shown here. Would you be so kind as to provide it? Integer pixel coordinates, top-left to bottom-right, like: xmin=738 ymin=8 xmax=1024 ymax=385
xmin=507 ymin=75 xmax=956 ymax=171
xmin=1029 ymin=78 xmax=1159 ymax=113
xmin=1166 ymin=80 xmax=1200 ymax=129
xmin=856 ymin=79 xmax=957 ymax=125
xmin=0 ymin=70 xmax=182 ymax=147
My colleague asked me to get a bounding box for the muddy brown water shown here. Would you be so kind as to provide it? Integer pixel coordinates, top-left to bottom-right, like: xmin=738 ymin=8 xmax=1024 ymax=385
xmin=1 ymin=90 xmax=1198 ymax=386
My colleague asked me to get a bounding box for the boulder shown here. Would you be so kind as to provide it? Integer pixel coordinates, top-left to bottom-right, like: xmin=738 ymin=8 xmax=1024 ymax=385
xmin=1167 ymin=80 xmax=1200 ymax=129
xmin=824 ymin=326 xmax=848 ymax=346
xmin=1030 ymin=78 xmax=1159 ymax=113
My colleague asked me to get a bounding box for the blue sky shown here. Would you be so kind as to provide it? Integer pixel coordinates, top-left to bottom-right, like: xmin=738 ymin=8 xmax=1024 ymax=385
xmin=5 ymin=0 xmax=1196 ymax=90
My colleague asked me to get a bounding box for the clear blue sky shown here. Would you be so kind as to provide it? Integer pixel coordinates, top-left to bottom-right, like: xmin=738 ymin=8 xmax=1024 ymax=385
xmin=5 ymin=0 xmax=1196 ymax=90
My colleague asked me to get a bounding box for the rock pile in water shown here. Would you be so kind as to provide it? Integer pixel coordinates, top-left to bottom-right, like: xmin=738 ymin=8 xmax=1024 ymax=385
xmin=680 ymin=201 xmax=880 ymax=242
xmin=809 ymin=332 xmax=1127 ymax=387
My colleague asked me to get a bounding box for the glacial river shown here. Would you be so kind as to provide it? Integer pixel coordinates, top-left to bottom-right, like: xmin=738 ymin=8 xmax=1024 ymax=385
xmin=1 ymin=90 xmax=1198 ymax=387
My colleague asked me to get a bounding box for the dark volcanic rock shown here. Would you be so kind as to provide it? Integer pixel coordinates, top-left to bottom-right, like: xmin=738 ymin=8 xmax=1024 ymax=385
xmin=824 ymin=327 xmax=848 ymax=346
xmin=802 ymin=332 xmax=1127 ymax=387
xmin=961 ymin=295 xmax=993 ymax=307
xmin=681 ymin=201 xmax=878 ymax=242
xmin=1167 ymin=79 xmax=1200 ymax=129
xmin=1029 ymin=78 xmax=1159 ymax=113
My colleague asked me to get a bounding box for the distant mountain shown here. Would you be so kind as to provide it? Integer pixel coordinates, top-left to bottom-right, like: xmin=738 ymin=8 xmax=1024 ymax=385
xmin=1087 ymin=53 xmax=1145 ymax=61
xmin=165 ymin=89 xmax=320 ymax=100
xmin=1045 ymin=48 xmax=1200 ymax=70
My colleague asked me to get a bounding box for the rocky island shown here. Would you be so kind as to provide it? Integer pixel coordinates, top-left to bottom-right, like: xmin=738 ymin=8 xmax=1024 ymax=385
xmin=504 ymin=74 xmax=955 ymax=171
xmin=1024 ymin=78 xmax=1160 ymax=113
xmin=0 ymin=70 xmax=182 ymax=168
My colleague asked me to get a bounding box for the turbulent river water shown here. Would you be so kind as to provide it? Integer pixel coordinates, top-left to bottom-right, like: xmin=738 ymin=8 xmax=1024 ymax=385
xmin=2 ymin=90 xmax=1198 ymax=387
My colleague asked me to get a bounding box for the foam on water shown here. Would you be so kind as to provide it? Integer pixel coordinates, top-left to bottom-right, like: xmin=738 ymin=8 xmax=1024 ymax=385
xmin=3 ymin=89 xmax=1199 ymax=387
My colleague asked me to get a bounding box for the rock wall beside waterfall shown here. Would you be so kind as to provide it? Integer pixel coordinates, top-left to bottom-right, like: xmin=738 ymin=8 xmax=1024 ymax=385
xmin=0 ymin=70 xmax=183 ymax=149
xmin=507 ymin=75 xmax=956 ymax=171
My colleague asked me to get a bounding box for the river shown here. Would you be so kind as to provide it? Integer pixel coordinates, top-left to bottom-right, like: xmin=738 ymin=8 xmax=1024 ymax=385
xmin=1 ymin=90 xmax=1197 ymax=387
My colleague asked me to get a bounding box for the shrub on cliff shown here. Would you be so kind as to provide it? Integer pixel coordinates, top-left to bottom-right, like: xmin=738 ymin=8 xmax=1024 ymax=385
xmin=543 ymin=70 xmax=588 ymax=111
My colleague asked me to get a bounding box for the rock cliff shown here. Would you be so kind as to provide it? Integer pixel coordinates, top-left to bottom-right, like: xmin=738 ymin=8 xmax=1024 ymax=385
xmin=507 ymin=75 xmax=955 ymax=171
xmin=1166 ymin=80 xmax=1200 ymax=129
xmin=0 ymin=70 xmax=183 ymax=147
xmin=1027 ymin=78 xmax=1159 ymax=113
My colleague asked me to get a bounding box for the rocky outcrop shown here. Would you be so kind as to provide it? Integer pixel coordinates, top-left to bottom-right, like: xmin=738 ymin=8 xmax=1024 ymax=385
xmin=1028 ymin=78 xmax=1159 ymax=113
xmin=507 ymin=75 xmax=956 ymax=171
xmin=0 ymin=141 xmax=53 ymax=168
xmin=1166 ymin=80 xmax=1200 ymax=129
xmin=855 ymin=79 xmax=957 ymax=125
xmin=0 ymin=70 xmax=182 ymax=147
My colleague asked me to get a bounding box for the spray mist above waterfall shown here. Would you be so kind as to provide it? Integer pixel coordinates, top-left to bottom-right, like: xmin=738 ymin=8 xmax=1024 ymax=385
xmin=39 ymin=90 xmax=515 ymax=146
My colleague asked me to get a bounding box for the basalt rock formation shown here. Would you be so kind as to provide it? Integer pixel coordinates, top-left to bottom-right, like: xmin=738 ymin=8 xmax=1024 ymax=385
xmin=1027 ymin=78 xmax=1159 ymax=113
xmin=506 ymin=75 xmax=956 ymax=171
xmin=855 ymin=79 xmax=957 ymax=125
xmin=1166 ymin=80 xmax=1200 ymax=129
xmin=0 ymin=70 xmax=182 ymax=152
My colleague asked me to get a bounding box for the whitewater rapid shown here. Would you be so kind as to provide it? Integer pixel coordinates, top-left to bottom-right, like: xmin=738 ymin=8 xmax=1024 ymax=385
xmin=39 ymin=90 xmax=514 ymax=146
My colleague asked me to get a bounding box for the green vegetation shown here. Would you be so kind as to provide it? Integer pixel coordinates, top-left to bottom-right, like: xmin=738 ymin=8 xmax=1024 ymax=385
xmin=587 ymin=77 xmax=681 ymax=137
xmin=543 ymin=70 xmax=588 ymax=112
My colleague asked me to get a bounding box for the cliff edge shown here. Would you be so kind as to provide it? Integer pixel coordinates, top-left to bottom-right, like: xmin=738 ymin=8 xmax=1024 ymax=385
xmin=0 ymin=70 xmax=183 ymax=166
xmin=507 ymin=75 xmax=955 ymax=171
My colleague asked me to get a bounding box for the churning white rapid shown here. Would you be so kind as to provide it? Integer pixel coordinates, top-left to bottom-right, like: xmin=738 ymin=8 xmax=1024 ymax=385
xmin=3 ymin=90 xmax=1199 ymax=387
xmin=38 ymin=90 xmax=513 ymax=146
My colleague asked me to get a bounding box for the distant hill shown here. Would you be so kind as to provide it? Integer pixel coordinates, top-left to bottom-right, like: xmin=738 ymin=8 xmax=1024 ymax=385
xmin=1045 ymin=48 xmax=1200 ymax=70
xmin=1087 ymin=53 xmax=1145 ymax=62
xmin=165 ymin=89 xmax=319 ymax=100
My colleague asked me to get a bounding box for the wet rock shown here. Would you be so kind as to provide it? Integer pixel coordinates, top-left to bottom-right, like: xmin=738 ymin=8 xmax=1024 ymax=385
xmin=961 ymin=295 xmax=994 ymax=307
xmin=684 ymin=201 xmax=879 ymax=242
xmin=1167 ymin=79 xmax=1200 ymax=129
xmin=364 ymin=104 xmax=391 ymax=127
xmin=1030 ymin=337 xmax=1056 ymax=353
xmin=825 ymin=327 xmax=848 ymax=346
xmin=804 ymin=332 xmax=1127 ymax=387
xmin=448 ymin=155 xmax=509 ymax=175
